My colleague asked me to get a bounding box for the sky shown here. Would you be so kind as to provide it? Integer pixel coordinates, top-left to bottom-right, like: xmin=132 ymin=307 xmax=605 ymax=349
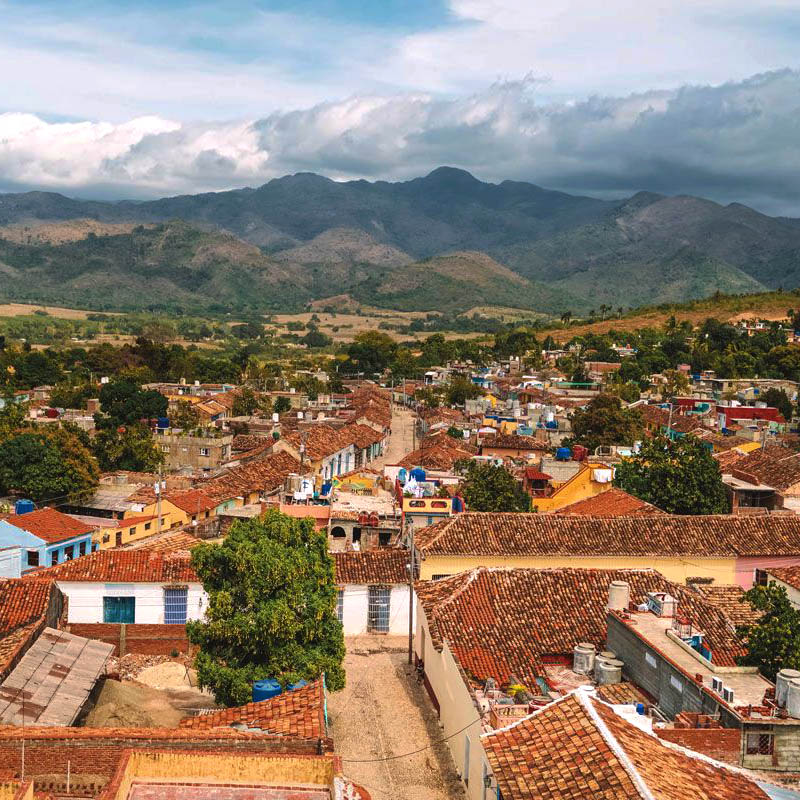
xmin=2 ymin=0 xmax=800 ymax=213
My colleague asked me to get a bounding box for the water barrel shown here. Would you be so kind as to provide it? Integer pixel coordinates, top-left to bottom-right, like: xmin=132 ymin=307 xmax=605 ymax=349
xmin=288 ymin=679 xmax=308 ymax=691
xmin=572 ymin=643 xmax=596 ymax=675
xmin=556 ymin=447 xmax=571 ymax=461
xmin=14 ymin=499 xmax=35 ymax=516
xmin=776 ymin=669 xmax=800 ymax=707
xmin=787 ymin=678 xmax=800 ymax=719
xmin=608 ymin=581 xmax=630 ymax=612
xmin=410 ymin=467 xmax=426 ymax=483
xmin=157 ymin=417 xmax=170 ymax=429
xmin=252 ymin=679 xmax=282 ymax=702
xmin=597 ymin=659 xmax=624 ymax=686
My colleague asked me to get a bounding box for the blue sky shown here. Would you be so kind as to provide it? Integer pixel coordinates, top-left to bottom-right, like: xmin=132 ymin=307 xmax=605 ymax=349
xmin=1 ymin=0 xmax=800 ymax=211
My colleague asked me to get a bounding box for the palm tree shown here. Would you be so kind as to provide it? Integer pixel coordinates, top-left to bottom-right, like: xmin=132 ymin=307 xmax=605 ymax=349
xmin=560 ymin=311 xmax=572 ymax=326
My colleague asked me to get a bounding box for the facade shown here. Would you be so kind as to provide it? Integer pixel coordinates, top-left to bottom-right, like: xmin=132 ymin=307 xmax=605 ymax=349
xmin=0 ymin=508 xmax=95 ymax=577
xmin=154 ymin=429 xmax=233 ymax=472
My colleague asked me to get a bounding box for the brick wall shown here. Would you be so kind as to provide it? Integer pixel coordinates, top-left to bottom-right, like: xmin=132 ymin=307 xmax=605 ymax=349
xmin=656 ymin=728 xmax=741 ymax=763
xmin=66 ymin=624 xmax=189 ymax=656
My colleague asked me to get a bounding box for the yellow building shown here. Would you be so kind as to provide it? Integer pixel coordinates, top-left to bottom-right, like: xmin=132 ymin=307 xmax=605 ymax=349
xmin=93 ymin=513 xmax=168 ymax=549
xmin=413 ymin=511 xmax=800 ymax=585
xmin=532 ymin=461 xmax=615 ymax=512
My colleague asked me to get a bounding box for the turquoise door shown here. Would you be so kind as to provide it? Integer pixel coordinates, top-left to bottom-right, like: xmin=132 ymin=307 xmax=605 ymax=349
xmin=103 ymin=596 xmax=135 ymax=623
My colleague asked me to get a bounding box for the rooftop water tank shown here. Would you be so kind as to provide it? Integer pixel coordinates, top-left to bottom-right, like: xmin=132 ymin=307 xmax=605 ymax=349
xmin=596 ymin=658 xmax=624 ymax=686
xmin=572 ymin=643 xmax=596 ymax=675
xmin=608 ymin=581 xmax=630 ymax=612
xmin=777 ymin=669 xmax=800 ymax=707
xmin=410 ymin=467 xmax=426 ymax=483
xmin=252 ymin=679 xmax=282 ymax=702
xmin=556 ymin=447 xmax=571 ymax=461
xmin=787 ymin=678 xmax=800 ymax=719
xmin=14 ymin=499 xmax=35 ymax=516
xmin=288 ymin=679 xmax=308 ymax=691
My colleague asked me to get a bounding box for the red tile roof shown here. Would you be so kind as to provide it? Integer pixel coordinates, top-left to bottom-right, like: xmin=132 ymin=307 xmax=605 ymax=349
xmin=415 ymin=512 xmax=800 ymax=557
xmin=334 ymin=551 xmax=410 ymax=584
xmin=723 ymin=448 xmax=800 ymax=491
xmin=397 ymin=442 xmax=474 ymax=471
xmin=0 ymin=579 xmax=55 ymax=636
xmin=688 ymin=583 xmax=762 ymax=627
xmin=553 ymin=488 xmax=664 ymax=516
xmin=3 ymin=508 xmax=95 ymax=544
xmin=481 ymin=433 xmax=549 ymax=452
xmin=165 ymin=489 xmax=218 ymax=515
xmin=523 ymin=468 xmax=552 ymax=481
xmin=200 ymin=450 xmax=304 ymax=501
xmin=767 ymin=566 xmax=800 ymax=592
xmin=179 ymin=679 xmax=327 ymax=740
xmin=283 ymin=425 xmax=354 ymax=461
xmin=415 ymin=567 xmax=744 ymax=687
xmin=27 ymin=549 xmax=198 ymax=583
xmin=482 ymin=691 xmax=771 ymax=800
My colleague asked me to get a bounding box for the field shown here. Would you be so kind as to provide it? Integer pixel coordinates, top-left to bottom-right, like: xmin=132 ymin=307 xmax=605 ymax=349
xmin=0 ymin=302 xmax=121 ymax=320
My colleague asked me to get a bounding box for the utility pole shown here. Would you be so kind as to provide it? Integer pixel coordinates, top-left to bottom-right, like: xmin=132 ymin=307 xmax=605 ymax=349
xmin=408 ymin=525 xmax=415 ymax=666
xmin=156 ymin=463 xmax=163 ymax=535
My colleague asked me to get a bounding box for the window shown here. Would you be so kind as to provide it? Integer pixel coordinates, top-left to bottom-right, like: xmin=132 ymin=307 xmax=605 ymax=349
xmin=432 ymin=574 xmax=451 ymax=581
xmin=26 ymin=550 xmax=39 ymax=567
xmin=367 ymin=586 xmax=391 ymax=633
xmin=129 ymin=527 xmax=137 ymax=537
xmin=50 ymin=551 xmax=58 ymax=566
xmin=754 ymin=569 xmax=769 ymax=587
xmin=145 ymin=522 xmax=151 ymax=531
xmin=336 ymin=588 xmax=344 ymax=623
xmin=115 ymin=531 xmax=123 ymax=547
xmin=200 ymin=447 xmax=210 ymax=457
xmin=746 ymin=732 xmax=774 ymax=755
xmin=79 ymin=541 xmax=86 ymax=556
xmin=204 ymin=511 xmax=209 ymax=518
xmin=103 ymin=596 xmax=135 ymax=623
xmin=102 ymin=533 xmax=110 ymax=544
xmin=669 ymin=675 xmax=683 ymax=693
xmin=645 ymin=652 xmax=657 ymax=669
xmin=64 ymin=546 xmax=74 ymax=561
xmin=164 ymin=587 xmax=188 ymax=624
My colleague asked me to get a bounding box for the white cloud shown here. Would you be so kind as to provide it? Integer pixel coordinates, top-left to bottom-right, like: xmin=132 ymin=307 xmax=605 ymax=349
xmin=2 ymin=70 xmax=800 ymax=214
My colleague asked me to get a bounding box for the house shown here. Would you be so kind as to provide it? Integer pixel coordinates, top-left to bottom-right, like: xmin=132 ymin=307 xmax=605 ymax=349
xmin=154 ymin=428 xmax=233 ymax=472
xmin=81 ymin=513 xmax=163 ymax=550
xmin=413 ymin=567 xmax=748 ymax=798
xmin=275 ymin=425 xmax=357 ymax=480
xmin=584 ymin=360 xmax=622 ymax=383
xmin=721 ymin=448 xmax=800 ymax=512
xmin=478 ymin=432 xmax=548 ymax=460
xmin=0 ymin=508 xmax=96 ymax=576
xmin=764 ymin=566 xmax=800 ymax=609
xmin=33 ymin=549 xmax=205 ymax=626
xmin=412 ymin=511 xmax=800 ymax=585
xmin=481 ymin=689 xmax=789 ymax=800
xmin=334 ymin=550 xmax=412 ymax=635
xmin=528 ymin=461 xmax=616 ymax=511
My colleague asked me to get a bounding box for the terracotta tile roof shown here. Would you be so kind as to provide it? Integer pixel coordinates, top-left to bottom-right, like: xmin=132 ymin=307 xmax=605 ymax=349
xmin=345 ymin=423 xmax=385 ymax=449
xmin=481 ymin=433 xmax=549 ymax=452
xmin=2 ymin=508 xmax=95 ymax=544
xmin=767 ymin=566 xmax=800 ymax=592
xmin=165 ymin=489 xmax=219 ymax=515
xmin=482 ymin=691 xmax=771 ymax=800
xmin=594 ymin=681 xmax=650 ymax=706
xmin=123 ymin=530 xmax=201 ymax=553
xmin=199 ymin=451 xmax=304 ymax=501
xmin=723 ymin=448 xmax=800 ymax=491
xmin=179 ymin=679 xmax=326 ymax=739
xmin=232 ymin=434 xmax=268 ymax=452
xmin=553 ymin=488 xmax=665 ymax=516
xmin=334 ymin=551 xmax=410 ymax=584
xmin=689 ymin=584 xmax=762 ymax=627
xmin=414 ymin=512 xmax=800 ymax=557
xmin=397 ymin=442 xmax=474 ymax=471
xmin=524 ymin=467 xmax=552 ymax=481
xmin=26 ymin=549 xmax=198 ymax=583
xmin=0 ymin=579 xmax=54 ymax=636
xmin=284 ymin=425 xmax=354 ymax=461
xmin=415 ymin=567 xmax=744 ymax=686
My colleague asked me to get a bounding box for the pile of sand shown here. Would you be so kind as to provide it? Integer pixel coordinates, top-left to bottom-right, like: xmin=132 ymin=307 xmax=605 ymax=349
xmin=136 ymin=661 xmax=199 ymax=690
xmin=82 ymin=679 xmax=185 ymax=728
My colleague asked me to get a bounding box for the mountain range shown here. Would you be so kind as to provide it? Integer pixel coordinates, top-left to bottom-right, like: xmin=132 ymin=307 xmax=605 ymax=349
xmin=1 ymin=167 xmax=799 ymax=316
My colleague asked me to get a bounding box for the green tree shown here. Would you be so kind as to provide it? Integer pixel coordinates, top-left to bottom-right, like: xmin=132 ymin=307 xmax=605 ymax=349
xmin=444 ymin=377 xmax=482 ymax=406
xmin=273 ymin=395 xmax=292 ymax=415
xmin=98 ymin=379 xmax=168 ymax=427
xmin=760 ymin=387 xmax=793 ymax=422
xmin=0 ymin=427 xmax=99 ymax=501
xmin=461 ymin=463 xmax=530 ymax=512
xmin=92 ymin=424 xmax=164 ymax=472
xmin=346 ymin=331 xmax=398 ymax=375
xmin=232 ymin=387 xmax=261 ymax=417
xmin=614 ymin=435 xmax=729 ymax=515
xmin=300 ymin=328 xmax=333 ymax=348
xmin=737 ymin=583 xmax=800 ymax=681
xmin=49 ymin=381 xmax=94 ymax=410
xmin=187 ymin=510 xmax=346 ymax=706
xmin=446 ymin=425 xmax=464 ymax=439
xmin=567 ymin=394 xmax=644 ymax=453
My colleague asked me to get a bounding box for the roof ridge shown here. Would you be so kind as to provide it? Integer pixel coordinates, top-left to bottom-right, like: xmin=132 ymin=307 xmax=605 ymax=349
xmin=479 ymin=691 xmax=576 ymax=739
xmin=577 ymin=690 xmax=654 ymax=800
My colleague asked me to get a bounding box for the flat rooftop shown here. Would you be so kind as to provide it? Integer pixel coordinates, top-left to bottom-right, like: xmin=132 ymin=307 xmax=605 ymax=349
xmin=127 ymin=786 xmax=330 ymax=799
xmin=625 ymin=611 xmax=771 ymax=713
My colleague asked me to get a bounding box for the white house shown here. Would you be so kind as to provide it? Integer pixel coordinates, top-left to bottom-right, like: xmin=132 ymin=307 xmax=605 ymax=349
xmin=333 ymin=550 xmax=414 ymax=635
xmin=37 ymin=549 xmax=206 ymax=625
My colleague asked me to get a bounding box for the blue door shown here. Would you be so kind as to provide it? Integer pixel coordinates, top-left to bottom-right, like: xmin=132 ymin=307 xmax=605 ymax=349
xmin=103 ymin=596 xmax=135 ymax=623
xmin=164 ymin=587 xmax=188 ymax=624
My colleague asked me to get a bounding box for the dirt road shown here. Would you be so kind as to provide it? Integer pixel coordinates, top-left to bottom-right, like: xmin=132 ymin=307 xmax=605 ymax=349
xmin=374 ymin=404 xmax=417 ymax=468
xmin=328 ymin=637 xmax=465 ymax=800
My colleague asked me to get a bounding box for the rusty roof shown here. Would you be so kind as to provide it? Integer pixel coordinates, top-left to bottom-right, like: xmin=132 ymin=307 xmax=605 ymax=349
xmin=0 ymin=580 xmax=54 ymax=637
xmin=482 ymin=691 xmax=771 ymax=800
xmin=178 ymin=679 xmax=326 ymax=739
xmin=333 ymin=551 xmax=410 ymax=585
xmin=414 ymin=512 xmax=800 ymax=557
xmin=553 ymin=488 xmax=665 ymax=516
xmin=27 ymin=549 xmax=198 ymax=583
xmin=723 ymin=448 xmax=800 ymax=491
xmin=415 ymin=567 xmax=744 ymax=687
xmin=3 ymin=508 xmax=95 ymax=545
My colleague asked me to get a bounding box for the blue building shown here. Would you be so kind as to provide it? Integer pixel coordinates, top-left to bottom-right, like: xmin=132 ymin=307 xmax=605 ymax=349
xmin=0 ymin=507 xmax=96 ymax=578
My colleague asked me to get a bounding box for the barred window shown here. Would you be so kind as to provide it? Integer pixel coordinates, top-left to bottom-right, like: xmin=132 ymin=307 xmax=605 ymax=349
xmin=746 ymin=732 xmax=774 ymax=755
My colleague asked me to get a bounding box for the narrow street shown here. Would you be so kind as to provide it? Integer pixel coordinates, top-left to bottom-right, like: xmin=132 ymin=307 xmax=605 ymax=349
xmin=327 ymin=637 xmax=465 ymax=800
xmin=374 ymin=403 xmax=417 ymax=468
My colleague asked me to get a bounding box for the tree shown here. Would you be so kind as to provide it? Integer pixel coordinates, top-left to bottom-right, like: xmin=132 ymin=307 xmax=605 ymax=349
xmin=760 ymin=387 xmax=793 ymax=422
xmin=346 ymin=331 xmax=398 ymax=375
xmin=662 ymin=369 xmax=690 ymax=400
xmin=460 ymin=463 xmax=530 ymax=512
xmin=170 ymin=399 xmax=201 ymax=430
xmin=737 ymin=583 xmax=800 ymax=681
xmin=92 ymin=424 xmax=164 ymax=472
xmin=187 ymin=510 xmax=346 ymax=706
xmin=273 ymin=395 xmax=292 ymax=415
xmin=0 ymin=427 xmax=99 ymax=501
xmin=567 ymin=394 xmax=644 ymax=454
xmin=300 ymin=328 xmax=333 ymax=349
xmin=49 ymin=381 xmax=94 ymax=410
xmin=614 ymin=435 xmax=729 ymax=515
xmin=444 ymin=377 xmax=482 ymax=406
xmin=446 ymin=425 xmax=464 ymax=439
xmin=232 ymin=387 xmax=260 ymax=417
xmin=98 ymin=379 xmax=168 ymax=427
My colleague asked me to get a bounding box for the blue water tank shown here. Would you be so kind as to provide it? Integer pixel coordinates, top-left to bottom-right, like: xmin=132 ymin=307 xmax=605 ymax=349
xmin=288 ymin=679 xmax=308 ymax=691
xmin=556 ymin=447 xmax=571 ymax=461
xmin=252 ymin=679 xmax=282 ymax=702
xmin=636 ymin=702 xmax=645 ymax=715
xmin=157 ymin=417 xmax=170 ymax=429
xmin=410 ymin=467 xmax=426 ymax=483
xmin=14 ymin=499 xmax=35 ymax=515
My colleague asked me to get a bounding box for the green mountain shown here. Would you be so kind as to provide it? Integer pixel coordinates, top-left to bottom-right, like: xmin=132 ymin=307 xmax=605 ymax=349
xmin=1 ymin=168 xmax=800 ymax=314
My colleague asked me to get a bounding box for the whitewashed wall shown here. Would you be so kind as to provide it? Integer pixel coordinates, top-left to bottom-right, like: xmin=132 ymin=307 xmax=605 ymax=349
xmin=340 ymin=584 xmax=413 ymax=635
xmin=0 ymin=548 xmax=21 ymax=578
xmin=58 ymin=581 xmax=207 ymax=624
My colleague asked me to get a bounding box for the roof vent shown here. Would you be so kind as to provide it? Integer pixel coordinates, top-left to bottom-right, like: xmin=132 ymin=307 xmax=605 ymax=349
xmin=722 ymin=686 xmax=734 ymax=704
xmin=711 ymin=676 xmax=723 ymax=693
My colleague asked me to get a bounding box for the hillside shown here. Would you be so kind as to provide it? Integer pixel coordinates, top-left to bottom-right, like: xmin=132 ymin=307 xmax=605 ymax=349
xmin=2 ymin=168 xmax=800 ymax=314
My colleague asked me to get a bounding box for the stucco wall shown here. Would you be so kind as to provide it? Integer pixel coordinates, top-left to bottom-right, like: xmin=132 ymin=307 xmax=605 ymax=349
xmin=340 ymin=584 xmax=412 ymax=635
xmin=58 ymin=581 xmax=207 ymax=624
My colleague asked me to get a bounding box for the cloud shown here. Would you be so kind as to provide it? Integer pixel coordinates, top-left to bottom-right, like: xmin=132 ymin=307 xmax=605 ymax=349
xmin=2 ymin=70 xmax=800 ymax=214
